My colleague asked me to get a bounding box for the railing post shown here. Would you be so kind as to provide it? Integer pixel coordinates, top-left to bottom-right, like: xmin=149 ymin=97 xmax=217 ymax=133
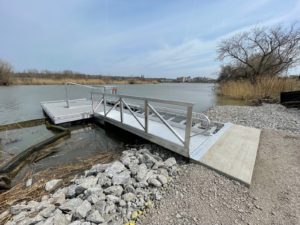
xmin=184 ymin=105 xmax=193 ymax=157
xmin=103 ymin=94 xmax=106 ymax=116
xmin=120 ymin=97 xmax=123 ymax=123
xmin=91 ymin=92 xmax=94 ymax=113
xmin=65 ymin=83 xmax=70 ymax=108
xmin=144 ymin=100 xmax=149 ymax=133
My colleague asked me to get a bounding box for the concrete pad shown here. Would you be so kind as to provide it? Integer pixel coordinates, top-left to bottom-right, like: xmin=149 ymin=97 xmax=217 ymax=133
xmin=198 ymin=124 xmax=261 ymax=186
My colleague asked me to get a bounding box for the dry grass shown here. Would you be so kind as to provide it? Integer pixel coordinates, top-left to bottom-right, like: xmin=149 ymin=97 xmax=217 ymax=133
xmin=10 ymin=77 xmax=159 ymax=85
xmin=0 ymin=153 xmax=118 ymax=223
xmin=217 ymin=76 xmax=300 ymax=101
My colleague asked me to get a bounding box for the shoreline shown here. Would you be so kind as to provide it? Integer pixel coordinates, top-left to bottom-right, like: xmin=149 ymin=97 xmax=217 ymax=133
xmin=1 ymin=103 xmax=299 ymax=225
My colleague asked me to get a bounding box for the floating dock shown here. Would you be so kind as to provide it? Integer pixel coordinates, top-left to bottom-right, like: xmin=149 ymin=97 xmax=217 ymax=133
xmin=41 ymin=83 xmax=260 ymax=185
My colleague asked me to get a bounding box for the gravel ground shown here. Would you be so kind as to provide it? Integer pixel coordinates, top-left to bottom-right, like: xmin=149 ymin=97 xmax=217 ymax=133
xmin=139 ymin=104 xmax=300 ymax=225
xmin=206 ymin=104 xmax=300 ymax=133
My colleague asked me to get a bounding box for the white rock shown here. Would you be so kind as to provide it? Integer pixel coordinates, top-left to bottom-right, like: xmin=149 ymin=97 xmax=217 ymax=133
xmin=25 ymin=178 xmax=32 ymax=187
xmin=53 ymin=209 xmax=68 ymax=225
xmin=74 ymin=200 xmax=92 ymax=219
xmin=136 ymin=164 xmax=148 ymax=181
xmin=157 ymin=174 xmax=168 ymax=185
xmin=106 ymin=195 xmax=120 ymax=203
xmin=97 ymin=174 xmax=111 ymax=188
xmin=39 ymin=204 xmax=55 ymax=218
xmin=66 ymin=184 xmax=77 ymax=198
xmin=104 ymin=185 xmax=123 ymax=196
xmin=45 ymin=179 xmax=62 ymax=192
xmin=52 ymin=192 xmax=65 ymax=205
xmin=164 ymin=157 xmax=176 ymax=168
xmin=10 ymin=204 xmax=30 ymax=215
xmin=112 ymin=170 xmax=131 ymax=185
xmin=76 ymin=176 xmax=98 ymax=190
xmin=148 ymin=178 xmax=162 ymax=187
xmin=86 ymin=163 xmax=110 ymax=176
xmin=59 ymin=198 xmax=83 ymax=213
xmin=122 ymin=193 xmax=136 ymax=202
xmin=105 ymin=161 xmax=126 ymax=178
xmin=86 ymin=210 xmax=105 ymax=224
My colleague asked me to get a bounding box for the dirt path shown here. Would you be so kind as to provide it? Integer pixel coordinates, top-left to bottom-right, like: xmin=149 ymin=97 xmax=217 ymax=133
xmin=139 ymin=129 xmax=300 ymax=225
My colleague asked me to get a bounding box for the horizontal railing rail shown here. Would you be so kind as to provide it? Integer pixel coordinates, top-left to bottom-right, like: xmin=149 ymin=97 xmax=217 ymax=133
xmin=65 ymin=82 xmax=117 ymax=108
xmin=91 ymin=92 xmax=194 ymax=156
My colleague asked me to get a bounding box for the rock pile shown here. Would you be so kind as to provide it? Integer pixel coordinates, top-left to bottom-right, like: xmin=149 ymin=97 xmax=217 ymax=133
xmin=5 ymin=148 xmax=178 ymax=225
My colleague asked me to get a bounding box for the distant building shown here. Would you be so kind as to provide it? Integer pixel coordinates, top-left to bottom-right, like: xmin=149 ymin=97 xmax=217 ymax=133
xmin=176 ymin=76 xmax=191 ymax=82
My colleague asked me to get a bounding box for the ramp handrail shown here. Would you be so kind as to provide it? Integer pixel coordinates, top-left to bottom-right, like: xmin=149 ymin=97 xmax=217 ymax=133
xmin=65 ymin=82 xmax=117 ymax=108
xmin=91 ymin=92 xmax=193 ymax=156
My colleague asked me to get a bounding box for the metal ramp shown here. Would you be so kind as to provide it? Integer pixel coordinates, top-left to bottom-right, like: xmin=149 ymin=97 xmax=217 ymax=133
xmin=41 ymin=83 xmax=261 ymax=185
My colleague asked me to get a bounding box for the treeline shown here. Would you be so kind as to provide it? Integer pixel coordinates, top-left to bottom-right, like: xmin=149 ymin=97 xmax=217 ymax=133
xmin=0 ymin=64 xmax=160 ymax=85
xmin=216 ymin=23 xmax=300 ymax=101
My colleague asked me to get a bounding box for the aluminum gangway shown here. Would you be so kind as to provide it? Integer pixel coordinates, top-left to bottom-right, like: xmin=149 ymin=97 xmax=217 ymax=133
xmin=41 ymin=83 xmax=261 ymax=186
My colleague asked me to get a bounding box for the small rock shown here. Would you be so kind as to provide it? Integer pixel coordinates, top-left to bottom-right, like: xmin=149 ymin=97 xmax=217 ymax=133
xmin=10 ymin=204 xmax=30 ymax=215
xmin=112 ymin=170 xmax=131 ymax=185
xmin=39 ymin=204 xmax=55 ymax=218
xmin=45 ymin=179 xmax=62 ymax=192
xmin=86 ymin=163 xmax=110 ymax=176
xmin=148 ymin=178 xmax=162 ymax=187
xmin=136 ymin=164 xmax=148 ymax=181
xmin=86 ymin=210 xmax=105 ymax=224
xmin=53 ymin=209 xmax=68 ymax=225
xmin=106 ymin=195 xmax=120 ymax=203
xmin=97 ymin=174 xmax=112 ymax=188
xmin=164 ymin=157 xmax=176 ymax=168
xmin=52 ymin=192 xmax=65 ymax=205
xmin=128 ymin=163 xmax=140 ymax=175
xmin=104 ymin=185 xmax=123 ymax=196
xmin=74 ymin=200 xmax=92 ymax=219
xmin=157 ymin=174 xmax=168 ymax=185
xmin=66 ymin=184 xmax=77 ymax=198
xmin=105 ymin=161 xmax=126 ymax=178
xmin=76 ymin=176 xmax=98 ymax=190
xmin=94 ymin=200 xmax=106 ymax=215
xmin=59 ymin=198 xmax=83 ymax=213
xmin=25 ymin=178 xmax=32 ymax=187
xmin=122 ymin=193 xmax=136 ymax=202
xmin=119 ymin=200 xmax=126 ymax=207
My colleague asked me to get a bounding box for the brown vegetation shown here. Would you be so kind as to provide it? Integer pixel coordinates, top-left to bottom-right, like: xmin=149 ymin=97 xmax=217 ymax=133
xmin=0 ymin=60 xmax=13 ymax=85
xmin=217 ymin=76 xmax=300 ymax=101
xmin=0 ymin=64 xmax=160 ymax=86
xmin=10 ymin=74 xmax=159 ymax=85
xmin=0 ymin=153 xmax=117 ymax=224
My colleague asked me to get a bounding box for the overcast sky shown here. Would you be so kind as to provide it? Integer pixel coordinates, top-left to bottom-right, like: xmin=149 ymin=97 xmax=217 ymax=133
xmin=0 ymin=0 xmax=299 ymax=78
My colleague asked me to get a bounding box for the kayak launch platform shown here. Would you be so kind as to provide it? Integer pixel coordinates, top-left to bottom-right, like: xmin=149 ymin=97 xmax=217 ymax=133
xmin=41 ymin=83 xmax=261 ymax=186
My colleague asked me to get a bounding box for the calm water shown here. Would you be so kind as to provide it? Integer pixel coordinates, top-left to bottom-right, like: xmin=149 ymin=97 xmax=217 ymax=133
xmin=0 ymin=83 xmax=244 ymax=183
xmin=0 ymin=83 xmax=223 ymax=125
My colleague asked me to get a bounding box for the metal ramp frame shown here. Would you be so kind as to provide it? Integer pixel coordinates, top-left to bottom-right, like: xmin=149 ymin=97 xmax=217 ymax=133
xmin=40 ymin=83 xmax=261 ymax=186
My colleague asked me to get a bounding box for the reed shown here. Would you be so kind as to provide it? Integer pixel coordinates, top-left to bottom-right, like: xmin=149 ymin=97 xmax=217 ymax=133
xmin=217 ymin=76 xmax=300 ymax=101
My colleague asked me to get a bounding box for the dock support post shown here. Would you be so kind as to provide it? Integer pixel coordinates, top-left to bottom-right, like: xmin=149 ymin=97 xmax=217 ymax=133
xmin=103 ymin=94 xmax=106 ymax=115
xmin=144 ymin=100 xmax=149 ymax=133
xmin=184 ymin=106 xmax=193 ymax=157
xmin=65 ymin=83 xmax=70 ymax=108
xmin=120 ymin=98 xmax=123 ymax=123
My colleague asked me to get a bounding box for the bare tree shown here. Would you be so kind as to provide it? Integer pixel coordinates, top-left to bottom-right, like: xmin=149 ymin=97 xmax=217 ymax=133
xmin=217 ymin=24 xmax=300 ymax=82
xmin=0 ymin=60 xmax=13 ymax=85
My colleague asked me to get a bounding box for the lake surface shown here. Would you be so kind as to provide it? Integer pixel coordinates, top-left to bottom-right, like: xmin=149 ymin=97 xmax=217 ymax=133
xmin=0 ymin=83 xmax=245 ymax=184
xmin=0 ymin=83 xmax=227 ymax=125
